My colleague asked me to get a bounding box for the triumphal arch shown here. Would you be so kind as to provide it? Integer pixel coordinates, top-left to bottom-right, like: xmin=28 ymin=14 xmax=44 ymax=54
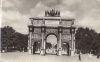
xmin=28 ymin=9 xmax=76 ymax=56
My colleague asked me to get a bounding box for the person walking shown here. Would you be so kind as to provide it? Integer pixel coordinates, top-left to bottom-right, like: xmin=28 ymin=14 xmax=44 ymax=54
xmin=97 ymin=54 xmax=100 ymax=59
xmin=79 ymin=51 xmax=81 ymax=61
xmin=97 ymin=50 xmax=100 ymax=59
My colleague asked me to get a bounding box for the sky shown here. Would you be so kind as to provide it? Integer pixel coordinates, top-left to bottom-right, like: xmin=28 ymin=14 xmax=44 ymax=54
xmin=1 ymin=0 xmax=100 ymax=34
xmin=47 ymin=35 xmax=57 ymax=45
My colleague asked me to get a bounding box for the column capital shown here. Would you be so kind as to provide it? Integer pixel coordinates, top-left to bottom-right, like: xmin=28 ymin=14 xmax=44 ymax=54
xmin=58 ymin=26 xmax=63 ymax=33
xmin=41 ymin=26 xmax=46 ymax=33
xmin=28 ymin=26 xmax=34 ymax=32
xmin=70 ymin=28 xmax=75 ymax=34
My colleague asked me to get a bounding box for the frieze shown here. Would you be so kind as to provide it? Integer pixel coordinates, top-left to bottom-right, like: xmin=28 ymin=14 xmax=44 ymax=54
xmin=34 ymin=28 xmax=41 ymax=33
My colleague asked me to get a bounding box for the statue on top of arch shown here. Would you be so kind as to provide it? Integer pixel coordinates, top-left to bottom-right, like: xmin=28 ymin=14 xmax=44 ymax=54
xmin=45 ymin=9 xmax=60 ymax=17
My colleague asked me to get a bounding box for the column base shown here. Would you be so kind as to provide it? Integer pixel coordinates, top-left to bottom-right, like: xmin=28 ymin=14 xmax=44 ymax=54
xmin=58 ymin=51 xmax=62 ymax=55
xmin=71 ymin=50 xmax=75 ymax=56
xmin=58 ymin=48 xmax=62 ymax=56
xmin=40 ymin=49 xmax=45 ymax=56
xmin=28 ymin=49 xmax=32 ymax=54
xmin=1 ymin=50 xmax=6 ymax=53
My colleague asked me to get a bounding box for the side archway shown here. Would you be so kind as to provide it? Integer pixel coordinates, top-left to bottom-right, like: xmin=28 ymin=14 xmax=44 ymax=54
xmin=62 ymin=42 xmax=70 ymax=56
xmin=33 ymin=41 xmax=41 ymax=54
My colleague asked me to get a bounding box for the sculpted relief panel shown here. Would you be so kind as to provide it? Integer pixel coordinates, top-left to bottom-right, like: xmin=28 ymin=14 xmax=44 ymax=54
xmin=62 ymin=34 xmax=71 ymax=42
xmin=34 ymin=28 xmax=41 ymax=33
xmin=62 ymin=29 xmax=70 ymax=35
xmin=32 ymin=33 xmax=41 ymax=41
xmin=32 ymin=20 xmax=42 ymax=26
xmin=46 ymin=28 xmax=58 ymax=34
xmin=62 ymin=21 xmax=72 ymax=27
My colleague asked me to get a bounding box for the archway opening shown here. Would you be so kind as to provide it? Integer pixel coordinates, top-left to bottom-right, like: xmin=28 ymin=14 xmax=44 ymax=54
xmin=62 ymin=42 xmax=70 ymax=55
xmin=33 ymin=41 xmax=41 ymax=54
xmin=46 ymin=34 xmax=58 ymax=55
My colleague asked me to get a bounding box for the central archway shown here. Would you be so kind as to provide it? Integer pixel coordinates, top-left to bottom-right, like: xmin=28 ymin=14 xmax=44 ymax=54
xmin=46 ymin=34 xmax=58 ymax=55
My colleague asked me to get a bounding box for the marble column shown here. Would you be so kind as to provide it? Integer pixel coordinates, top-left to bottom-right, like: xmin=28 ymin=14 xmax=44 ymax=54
xmin=71 ymin=29 xmax=75 ymax=56
xmin=58 ymin=32 xmax=62 ymax=55
xmin=44 ymin=39 xmax=46 ymax=54
xmin=40 ymin=27 xmax=45 ymax=55
xmin=40 ymin=32 xmax=44 ymax=55
xmin=28 ymin=31 xmax=32 ymax=54
xmin=73 ymin=33 xmax=75 ymax=53
xmin=0 ymin=37 xmax=1 ymax=53
xmin=71 ymin=33 xmax=74 ymax=56
xmin=58 ymin=27 xmax=62 ymax=56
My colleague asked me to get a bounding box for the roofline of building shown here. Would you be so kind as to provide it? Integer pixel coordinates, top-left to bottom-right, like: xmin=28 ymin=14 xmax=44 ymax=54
xmin=28 ymin=25 xmax=76 ymax=29
xmin=29 ymin=17 xmax=75 ymax=21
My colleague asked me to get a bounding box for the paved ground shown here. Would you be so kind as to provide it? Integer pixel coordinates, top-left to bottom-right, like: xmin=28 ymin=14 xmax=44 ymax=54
xmin=0 ymin=52 xmax=100 ymax=62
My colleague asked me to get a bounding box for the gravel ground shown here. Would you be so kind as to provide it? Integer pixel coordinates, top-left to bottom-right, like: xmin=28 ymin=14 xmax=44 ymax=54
xmin=0 ymin=52 xmax=100 ymax=62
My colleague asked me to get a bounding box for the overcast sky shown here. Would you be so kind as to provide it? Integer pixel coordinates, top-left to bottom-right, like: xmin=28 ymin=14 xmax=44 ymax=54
xmin=2 ymin=0 xmax=100 ymax=34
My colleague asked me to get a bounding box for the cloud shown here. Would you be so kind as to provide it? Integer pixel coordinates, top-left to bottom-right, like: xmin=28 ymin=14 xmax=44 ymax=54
xmin=18 ymin=0 xmax=40 ymax=14
xmin=77 ymin=9 xmax=100 ymax=33
xmin=2 ymin=0 xmax=22 ymax=8
xmin=2 ymin=0 xmax=39 ymax=14
xmin=68 ymin=0 xmax=100 ymax=18
xmin=30 ymin=1 xmax=75 ymax=18
xmin=61 ymin=10 xmax=75 ymax=18
xmin=78 ymin=17 xmax=100 ymax=33
xmin=47 ymin=35 xmax=57 ymax=45
xmin=41 ymin=0 xmax=62 ymax=7
xmin=0 ymin=8 xmax=2 ymax=27
xmin=41 ymin=0 xmax=81 ymax=8
xmin=30 ymin=2 xmax=48 ymax=17
xmin=97 ymin=0 xmax=100 ymax=2
xmin=2 ymin=10 xmax=30 ymax=34
xmin=2 ymin=0 xmax=14 ymax=8
xmin=2 ymin=0 xmax=100 ymax=34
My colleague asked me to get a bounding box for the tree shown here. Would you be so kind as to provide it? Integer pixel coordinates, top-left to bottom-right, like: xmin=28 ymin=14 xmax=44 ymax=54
xmin=46 ymin=42 xmax=52 ymax=49
xmin=1 ymin=26 xmax=28 ymax=52
xmin=1 ymin=26 xmax=15 ymax=51
xmin=75 ymin=27 xmax=97 ymax=53
xmin=92 ymin=33 xmax=100 ymax=54
xmin=14 ymin=32 xmax=28 ymax=51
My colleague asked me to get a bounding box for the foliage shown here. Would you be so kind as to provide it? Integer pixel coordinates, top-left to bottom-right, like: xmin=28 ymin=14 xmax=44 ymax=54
xmin=46 ymin=42 xmax=52 ymax=49
xmin=1 ymin=26 xmax=15 ymax=49
xmin=75 ymin=27 xmax=100 ymax=54
xmin=1 ymin=26 xmax=28 ymax=52
xmin=1 ymin=26 xmax=100 ymax=54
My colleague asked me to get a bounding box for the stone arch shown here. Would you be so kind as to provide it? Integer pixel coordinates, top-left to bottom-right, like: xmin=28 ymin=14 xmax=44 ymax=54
xmin=33 ymin=41 xmax=41 ymax=54
xmin=62 ymin=42 xmax=70 ymax=56
xmin=45 ymin=33 xmax=59 ymax=41
xmin=45 ymin=33 xmax=58 ymax=54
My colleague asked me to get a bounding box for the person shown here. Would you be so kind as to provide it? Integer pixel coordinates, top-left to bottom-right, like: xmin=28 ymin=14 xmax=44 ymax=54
xmin=79 ymin=51 xmax=81 ymax=61
xmin=97 ymin=54 xmax=100 ymax=59
xmin=97 ymin=50 xmax=100 ymax=59
xmin=89 ymin=52 xmax=92 ymax=58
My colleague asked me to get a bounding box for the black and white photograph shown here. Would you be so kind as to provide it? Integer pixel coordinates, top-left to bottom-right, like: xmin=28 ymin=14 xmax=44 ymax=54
xmin=0 ymin=0 xmax=100 ymax=62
